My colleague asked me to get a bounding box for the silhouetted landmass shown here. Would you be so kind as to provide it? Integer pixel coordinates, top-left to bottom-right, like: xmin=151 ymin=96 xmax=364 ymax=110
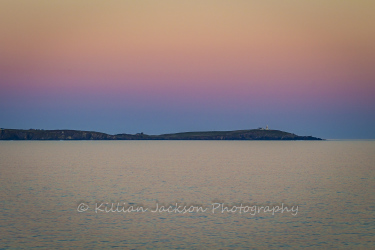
xmin=0 ymin=128 xmax=322 ymax=140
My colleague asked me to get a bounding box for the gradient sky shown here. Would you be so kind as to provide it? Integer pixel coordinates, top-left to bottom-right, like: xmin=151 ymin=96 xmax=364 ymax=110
xmin=1 ymin=0 xmax=375 ymax=138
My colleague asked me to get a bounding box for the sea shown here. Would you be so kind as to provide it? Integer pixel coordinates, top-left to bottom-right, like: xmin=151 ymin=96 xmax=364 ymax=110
xmin=0 ymin=141 xmax=374 ymax=249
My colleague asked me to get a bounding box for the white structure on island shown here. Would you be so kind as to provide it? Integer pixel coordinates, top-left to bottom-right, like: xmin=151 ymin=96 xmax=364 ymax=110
xmin=258 ymin=125 xmax=269 ymax=130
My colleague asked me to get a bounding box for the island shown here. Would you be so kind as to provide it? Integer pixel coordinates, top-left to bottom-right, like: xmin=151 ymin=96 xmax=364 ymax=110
xmin=0 ymin=128 xmax=322 ymax=140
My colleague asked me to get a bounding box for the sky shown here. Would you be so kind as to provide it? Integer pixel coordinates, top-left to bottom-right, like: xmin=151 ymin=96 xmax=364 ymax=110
xmin=1 ymin=0 xmax=374 ymax=139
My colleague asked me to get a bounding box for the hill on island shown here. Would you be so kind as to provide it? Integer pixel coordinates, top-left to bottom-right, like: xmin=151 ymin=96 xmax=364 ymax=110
xmin=0 ymin=128 xmax=322 ymax=140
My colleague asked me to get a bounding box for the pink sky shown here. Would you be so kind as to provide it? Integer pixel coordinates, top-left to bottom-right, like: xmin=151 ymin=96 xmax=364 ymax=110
xmin=1 ymin=1 xmax=375 ymax=138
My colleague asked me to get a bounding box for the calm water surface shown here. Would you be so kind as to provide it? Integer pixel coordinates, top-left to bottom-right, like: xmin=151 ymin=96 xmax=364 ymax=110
xmin=0 ymin=141 xmax=374 ymax=249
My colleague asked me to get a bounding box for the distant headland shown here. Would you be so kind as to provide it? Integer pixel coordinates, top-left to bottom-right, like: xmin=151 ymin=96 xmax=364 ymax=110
xmin=0 ymin=128 xmax=323 ymax=140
